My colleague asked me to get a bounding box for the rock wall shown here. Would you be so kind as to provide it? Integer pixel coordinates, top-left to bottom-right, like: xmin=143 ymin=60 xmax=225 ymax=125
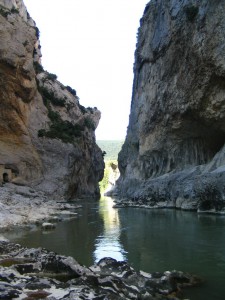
xmin=116 ymin=0 xmax=225 ymax=212
xmin=0 ymin=0 xmax=104 ymax=199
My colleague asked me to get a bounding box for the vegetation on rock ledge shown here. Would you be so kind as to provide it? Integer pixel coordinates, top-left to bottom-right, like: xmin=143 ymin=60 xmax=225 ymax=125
xmin=185 ymin=5 xmax=199 ymax=21
xmin=38 ymin=85 xmax=66 ymax=107
xmin=66 ymin=85 xmax=76 ymax=96
xmin=0 ymin=6 xmax=19 ymax=17
xmin=38 ymin=106 xmax=84 ymax=143
xmin=98 ymin=140 xmax=123 ymax=192
xmin=33 ymin=61 xmax=44 ymax=74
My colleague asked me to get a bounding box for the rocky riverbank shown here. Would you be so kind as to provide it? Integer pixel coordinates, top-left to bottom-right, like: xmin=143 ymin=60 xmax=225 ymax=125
xmin=110 ymin=163 xmax=225 ymax=214
xmin=0 ymin=240 xmax=201 ymax=299
xmin=0 ymin=183 xmax=80 ymax=230
xmin=0 ymin=185 xmax=203 ymax=299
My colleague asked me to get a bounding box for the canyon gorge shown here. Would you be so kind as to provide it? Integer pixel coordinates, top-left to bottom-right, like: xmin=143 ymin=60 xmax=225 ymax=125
xmin=0 ymin=0 xmax=225 ymax=299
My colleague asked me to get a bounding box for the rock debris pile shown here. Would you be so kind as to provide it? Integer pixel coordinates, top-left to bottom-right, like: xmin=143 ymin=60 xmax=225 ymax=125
xmin=0 ymin=241 xmax=201 ymax=299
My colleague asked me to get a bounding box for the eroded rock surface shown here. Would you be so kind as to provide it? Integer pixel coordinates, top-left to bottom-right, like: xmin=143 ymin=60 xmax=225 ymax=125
xmin=116 ymin=0 xmax=225 ymax=212
xmin=0 ymin=183 xmax=82 ymax=228
xmin=0 ymin=241 xmax=201 ymax=299
xmin=0 ymin=0 xmax=104 ymax=199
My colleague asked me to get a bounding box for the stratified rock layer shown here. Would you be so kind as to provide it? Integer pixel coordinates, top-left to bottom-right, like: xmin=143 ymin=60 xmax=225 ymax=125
xmin=0 ymin=0 xmax=104 ymax=198
xmin=116 ymin=0 xmax=225 ymax=212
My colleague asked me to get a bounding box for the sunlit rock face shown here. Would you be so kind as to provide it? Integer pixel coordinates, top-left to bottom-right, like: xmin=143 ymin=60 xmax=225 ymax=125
xmin=116 ymin=0 xmax=225 ymax=211
xmin=0 ymin=0 xmax=104 ymax=198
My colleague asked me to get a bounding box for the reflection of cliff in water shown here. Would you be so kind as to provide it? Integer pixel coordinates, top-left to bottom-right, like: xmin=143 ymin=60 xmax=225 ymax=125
xmin=94 ymin=196 xmax=127 ymax=262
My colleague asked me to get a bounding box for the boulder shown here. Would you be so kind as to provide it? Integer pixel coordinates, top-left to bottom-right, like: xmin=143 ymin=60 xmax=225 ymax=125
xmin=41 ymin=222 xmax=56 ymax=230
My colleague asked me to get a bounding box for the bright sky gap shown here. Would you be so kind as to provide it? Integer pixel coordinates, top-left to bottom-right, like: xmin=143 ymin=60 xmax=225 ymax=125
xmin=23 ymin=0 xmax=149 ymax=140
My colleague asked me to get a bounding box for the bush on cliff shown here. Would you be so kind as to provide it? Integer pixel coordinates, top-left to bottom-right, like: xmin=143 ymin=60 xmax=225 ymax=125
xmin=38 ymin=107 xmax=83 ymax=143
xmin=38 ymin=85 xmax=66 ymax=107
xmin=185 ymin=5 xmax=199 ymax=21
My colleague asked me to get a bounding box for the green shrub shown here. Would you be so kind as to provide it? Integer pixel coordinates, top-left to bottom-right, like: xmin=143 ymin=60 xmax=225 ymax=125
xmin=38 ymin=105 xmax=84 ymax=143
xmin=37 ymin=82 xmax=87 ymax=143
xmin=35 ymin=27 xmax=40 ymax=39
xmin=66 ymin=85 xmax=76 ymax=96
xmin=11 ymin=7 xmax=19 ymax=14
xmin=38 ymin=120 xmax=83 ymax=143
xmin=46 ymin=72 xmax=57 ymax=81
xmin=185 ymin=5 xmax=199 ymax=21
xmin=33 ymin=61 xmax=44 ymax=74
xmin=79 ymin=104 xmax=86 ymax=114
xmin=99 ymin=165 xmax=110 ymax=192
xmin=99 ymin=160 xmax=118 ymax=193
xmin=50 ymin=97 xmax=66 ymax=107
xmin=38 ymin=86 xmax=65 ymax=107
xmin=84 ymin=117 xmax=95 ymax=130
xmin=0 ymin=8 xmax=10 ymax=17
xmin=38 ymin=86 xmax=51 ymax=103
xmin=87 ymin=107 xmax=94 ymax=114
xmin=38 ymin=129 xmax=46 ymax=137
xmin=48 ymin=109 xmax=61 ymax=123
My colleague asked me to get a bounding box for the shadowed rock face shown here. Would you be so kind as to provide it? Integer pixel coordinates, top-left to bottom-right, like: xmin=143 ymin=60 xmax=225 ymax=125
xmin=0 ymin=0 xmax=104 ymax=198
xmin=116 ymin=0 xmax=225 ymax=211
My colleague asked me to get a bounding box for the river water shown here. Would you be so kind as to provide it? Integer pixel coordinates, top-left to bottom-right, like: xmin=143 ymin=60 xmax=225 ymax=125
xmin=5 ymin=196 xmax=225 ymax=300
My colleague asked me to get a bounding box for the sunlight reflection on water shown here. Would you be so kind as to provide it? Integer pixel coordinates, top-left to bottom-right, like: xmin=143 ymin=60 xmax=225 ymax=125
xmin=93 ymin=196 xmax=127 ymax=262
xmin=4 ymin=196 xmax=225 ymax=300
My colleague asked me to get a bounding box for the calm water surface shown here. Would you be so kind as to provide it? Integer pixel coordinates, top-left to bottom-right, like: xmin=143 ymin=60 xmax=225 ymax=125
xmin=5 ymin=196 xmax=225 ymax=300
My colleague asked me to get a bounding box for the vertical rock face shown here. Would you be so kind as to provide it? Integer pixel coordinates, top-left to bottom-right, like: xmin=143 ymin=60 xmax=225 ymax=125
xmin=0 ymin=0 xmax=104 ymax=198
xmin=117 ymin=0 xmax=225 ymax=211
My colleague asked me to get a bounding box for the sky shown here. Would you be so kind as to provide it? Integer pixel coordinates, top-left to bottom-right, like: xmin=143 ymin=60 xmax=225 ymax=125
xmin=23 ymin=0 xmax=149 ymax=140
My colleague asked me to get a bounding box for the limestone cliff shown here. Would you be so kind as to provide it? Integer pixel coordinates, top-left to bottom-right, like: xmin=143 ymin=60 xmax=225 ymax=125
xmin=116 ymin=0 xmax=225 ymax=212
xmin=0 ymin=0 xmax=104 ymax=199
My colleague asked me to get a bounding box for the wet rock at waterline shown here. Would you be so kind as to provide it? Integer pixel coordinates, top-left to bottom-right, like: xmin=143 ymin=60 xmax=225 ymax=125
xmin=0 ymin=184 xmax=82 ymax=228
xmin=0 ymin=241 xmax=201 ymax=299
xmin=41 ymin=222 xmax=56 ymax=230
xmin=116 ymin=0 xmax=225 ymax=212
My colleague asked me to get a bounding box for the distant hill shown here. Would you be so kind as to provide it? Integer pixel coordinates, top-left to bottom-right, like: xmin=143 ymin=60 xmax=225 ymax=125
xmin=97 ymin=140 xmax=124 ymax=160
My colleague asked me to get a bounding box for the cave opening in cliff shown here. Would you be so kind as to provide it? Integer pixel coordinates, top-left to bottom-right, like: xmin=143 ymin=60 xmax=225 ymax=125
xmin=209 ymin=131 xmax=225 ymax=156
xmin=188 ymin=129 xmax=225 ymax=166
xmin=3 ymin=173 xmax=9 ymax=183
xmin=196 ymin=121 xmax=225 ymax=163
xmin=178 ymin=113 xmax=225 ymax=166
